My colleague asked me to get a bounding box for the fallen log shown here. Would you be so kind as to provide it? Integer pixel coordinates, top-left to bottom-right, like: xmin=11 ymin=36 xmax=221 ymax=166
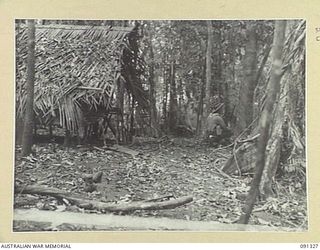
xmin=98 ymin=145 xmax=141 ymax=157
xmin=13 ymin=208 xmax=301 ymax=231
xmin=15 ymin=185 xmax=193 ymax=212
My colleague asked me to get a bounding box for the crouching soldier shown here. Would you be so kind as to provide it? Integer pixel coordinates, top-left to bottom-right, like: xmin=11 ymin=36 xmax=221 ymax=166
xmin=205 ymin=113 xmax=232 ymax=145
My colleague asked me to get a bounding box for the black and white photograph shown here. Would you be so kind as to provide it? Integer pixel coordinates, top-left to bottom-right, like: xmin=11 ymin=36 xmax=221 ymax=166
xmin=13 ymin=19 xmax=306 ymax=232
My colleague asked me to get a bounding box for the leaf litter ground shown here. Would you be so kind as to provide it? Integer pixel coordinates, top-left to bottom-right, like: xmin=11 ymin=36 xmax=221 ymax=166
xmin=14 ymin=137 xmax=307 ymax=231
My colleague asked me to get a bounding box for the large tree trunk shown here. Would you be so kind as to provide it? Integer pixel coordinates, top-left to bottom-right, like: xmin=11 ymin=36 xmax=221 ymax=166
xmin=238 ymin=20 xmax=287 ymax=224
xmin=235 ymin=22 xmax=258 ymax=136
xmin=223 ymin=21 xmax=305 ymax=195
xmin=259 ymin=79 xmax=287 ymax=198
xmin=253 ymin=45 xmax=272 ymax=118
xmin=201 ymin=20 xmax=213 ymax=137
xmin=221 ymin=36 xmax=231 ymax=124
xmin=261 ymin=21 xmax=306 ymax=198
xmin=21 ymin=19 xmax=36 ymax=156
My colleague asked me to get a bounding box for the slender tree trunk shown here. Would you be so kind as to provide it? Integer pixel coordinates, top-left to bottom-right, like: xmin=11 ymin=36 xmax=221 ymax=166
xmin=195 ymin=35 xmax=207 ymax=135
xmin=196 ymin=82 xmax=204 ymax=135
xmin=21 ymin=19 xmax=36 ymax=156
xmin=168 ymin=61 xmax=178 ymax=131
xmin=130 ymin=95 xmax=135 ymax=137
xmin=238 ymin=20 xmax=287 ymax=224
xmin=214 ymin=22 xmax=223 ymax=102
xmin=148 ymin=30 xmax=160 ymax=137
xmin=196 ymin=58 xmax=207 ymax=135
xmin=253 ymin=45 xmax=272 ymax=118
xmin=236 ymin=22 xmax=258 ymax=136
xmin=116 ymin=79 xmax=125 ymax=143
xmin=219 ymin=23 xmax=230 ymax=123
xmin=201 ymin=20 xmax=213 ymax=137
xmin=162 ymin=64 xmax=169 ymax=129
xmin=177 ymin=78 xmax=183 ymax=115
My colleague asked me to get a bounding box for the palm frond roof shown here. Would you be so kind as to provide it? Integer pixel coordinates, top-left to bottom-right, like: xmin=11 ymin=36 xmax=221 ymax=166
xmin=16 ymin=23 xmax=147 ymax=129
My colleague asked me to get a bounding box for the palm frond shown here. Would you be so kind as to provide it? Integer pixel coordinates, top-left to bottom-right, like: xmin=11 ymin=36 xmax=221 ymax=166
xmin=16 ymin=23 xmax=147 ymax=132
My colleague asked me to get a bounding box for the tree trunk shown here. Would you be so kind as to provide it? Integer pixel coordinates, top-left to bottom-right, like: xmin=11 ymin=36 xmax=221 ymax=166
xmin=148 ymin=31 xmax=160 ymax=137
xmin=116 ymin=79 xmax=125 ymax=143
xmin=259 ymin=20 xmax=307 ymax=198
xmin=201 ymin=20 xmax=213 ymax=138
xmin=162 ymin=63 xmax=169 ymax=129
xmin=168 ymin=61 xmax=178 ymax=131
xmin=214 ymin=22 xmax=223 ymax=102
xmin=196 ymin=59 xmax=206 ymax=135
xmin=129 ymin=94 xmax=135 ymax=138
xmin=21 ymin=19 xmax=36 ymax=156
xmin=238 ymin=20 xmax=287 ymax=224
xmin=177 ymin=78 xmax=183 ymax=121
xmin=253 ymin=45 xmax=272 ymax=119
xmin=259 ymin=74 xmax=288 ymax=198
xmin=222 ymin=80 xmax=230 ymax=123
xmin=235 ymin=22 xmax=258 ymax=136
xmin=15 ymin=118 xmax=24 ymax=145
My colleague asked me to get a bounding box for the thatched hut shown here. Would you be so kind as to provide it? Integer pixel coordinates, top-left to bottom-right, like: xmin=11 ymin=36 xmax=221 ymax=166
xmin=15 ymin=23 xmax=148 ymax=143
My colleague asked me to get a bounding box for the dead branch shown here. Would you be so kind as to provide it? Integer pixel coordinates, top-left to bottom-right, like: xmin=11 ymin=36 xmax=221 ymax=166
xmin=14 ymin=185 xmax=193 ymax=212
xmin=237 ymin=133 xmax=260 ymax=144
